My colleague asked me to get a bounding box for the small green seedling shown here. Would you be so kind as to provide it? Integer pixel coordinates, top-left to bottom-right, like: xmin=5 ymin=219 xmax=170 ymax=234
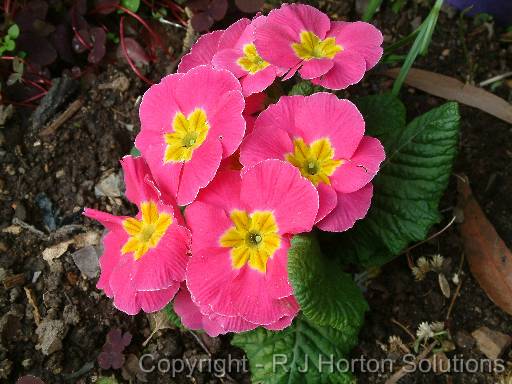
xmin=0 ymin=24 xmax=20 ymax=55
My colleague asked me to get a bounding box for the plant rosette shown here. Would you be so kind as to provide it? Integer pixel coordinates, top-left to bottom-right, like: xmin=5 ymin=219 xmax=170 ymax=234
xmin=84 ymin=3 xmax=460 ymax=382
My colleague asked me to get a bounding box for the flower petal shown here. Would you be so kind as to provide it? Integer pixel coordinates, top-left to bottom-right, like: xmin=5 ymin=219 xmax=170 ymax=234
xmin=295 ymin=93 xmax=365 ymax=159
xmin=240 ymin=66 xmax=277 ymax=96
xmin=311 ymin=50 xmax=366 ymax=90
xmin=178 ymin=30 xmax=223 ymax=73
xmin=316 ymin=183 xmax=337 ymax=223
xmin=317 ymin=183 xmax=373 ymax=232
xmin=240 ymin=160 xmax=318 ymax=234
xmin=327 ymin=21 xmax=383 ymax=70
xmin=298 ymin=58 xmax=333 ymax=79
xmin=138 ymin=284 xmax=180 ymax=313
xmin=330 ymin=136 xmax=385 ymax=193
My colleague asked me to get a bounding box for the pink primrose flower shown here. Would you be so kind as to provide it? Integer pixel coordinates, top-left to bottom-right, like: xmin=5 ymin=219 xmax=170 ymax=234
xmin=240 ymin=93 xmax=385 ymax=232
xmin=136 ymin=65 xmax=245 ymax=206
xmin=84 ymin=156 xmax=191 ymax=315
xmin=254 ymin=3 xmax=383 ymax=89
xmin=184 ymin=160 xmax=318 ymax=330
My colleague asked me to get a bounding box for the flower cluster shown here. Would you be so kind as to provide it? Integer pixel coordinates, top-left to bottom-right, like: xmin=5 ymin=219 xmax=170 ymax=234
xmin=85 ymin=3 xmax=385 ymax=335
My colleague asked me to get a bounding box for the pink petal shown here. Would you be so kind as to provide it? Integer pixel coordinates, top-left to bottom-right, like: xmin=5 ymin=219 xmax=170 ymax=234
xmin=174 ymin=285 xmax=208 ymax=329
xmin=194 ymin=169 xmax=243 ymax=212
xmin=253 ymin=95 xmax=304 ymax=137
xmin=174 ymin=65 xmax=242 ymax=118
xmin=264 ymin=311 xmax=296 ymax=331
xmin=186 ymin=247 xmax=242 ymax=317
xmin=138 ymin=284 xmax=180 ymax=313
xmin=255 ymin=4 xmax=331 ymax=70
xmin=134 ymin=129 xmax=183 ymax=202
xmin=83 ymin=208 xmax=126 ymax=232
xmin=177 ymin=138 xmax=223 ymax=205
xmin=120 ymin=156 xmax=158 ymax=206
xmin=96 ymin=231 xmax=125 ymax=297
xmin=265 ymin=236 xmax=293 ymax=299
xmin=131 ymin=224 xmax=191 ymax=291
xmin=317 ymin=183 xmax=373 ymax=232
xmin=138 ymin=73 xmax=183 ymax=134
xmin=328 ymin=21 xmax=383 ymax=70
xmin=178 ymin=30 xmax=223 ymax=73
xmin=295 ymin=93 xmax=365 ymax=159
xmin=208 ymin=90 xmax=246 ymax=157
xmin=239 ymin=116 xmax=293 ymax=168
xmin=240 ymin=66 xmax=277 ymax=96
xmin=230 ymin=266 xmax=298 ymax=324
xmin=109 ymin=258 xmax=140 ymax=315
xmin=330 ymin=136 xmax=385 ymax=194
xmin=185 ymin=201 xmax=233 ymax=254
xmin=208 ymin=312 xmax=257 ymax=334
xmin=240 ymin=160 xmax=318 ymax=234
xmin=217 ymin=18 xmax=251 ymax=50
xmin=311 ymin=50 xmax=367 ymax=90
xmin=316 ymin=183 xmax=337 ymax=223
xmin=212 ymin=48 xmax=247 ymax=78
xmin=298 ymin=58 xmax=334 ymax=80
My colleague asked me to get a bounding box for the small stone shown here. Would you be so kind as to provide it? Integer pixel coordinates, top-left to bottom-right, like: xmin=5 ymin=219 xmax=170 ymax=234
xmin=472 ymin=326 xmax=512 ymax=360
xmin=63 ymin=304 xmax=80 ymax=325
xmin=94 ymin=171 xmax=123 ymax=198
xmin=55 ymin=169 xmax=65 ymax=178
xmin=72 ymin=246 xmax=99 ymax=278
xmin=36 ymin=319 xmax=67 ymax=356
xmin=455 ymin=331 xmax=475 ymax=350
xmin=42 ymin=240 xmax=73 ymax=263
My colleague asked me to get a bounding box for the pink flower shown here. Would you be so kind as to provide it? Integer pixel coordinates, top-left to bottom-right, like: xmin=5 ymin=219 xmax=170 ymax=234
xmin=211 ymin=17 xmax=284 ymax=96
xmin=240 ymin=93 xmax=385 ymax=232
xmin=184 ymin=160 xmax=318 ymax=330
xmin=136 ymin=65 xmax=245 ymax=206
xmin=243 ymin=92 xmax=266 ymax=134
xmin=178 ymin=18 xmax=283 ymax=96
xmin=178 ymin=30 xmax=224 ymax=73
xmin=84 ymin=156 xmax=191 ymax=315
xmin=254 ymin=3 xmax=383 ymax=89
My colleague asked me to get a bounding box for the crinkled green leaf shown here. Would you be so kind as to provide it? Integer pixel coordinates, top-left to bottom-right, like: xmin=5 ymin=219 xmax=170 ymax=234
xmin=164 ymin=303 xmax=184 ymax=329
xmin=288 ymin=80 xmax=325 ymax=96
xmin=232 ymin=316 xmax=356 ymax=384
xmin=288 ymin=234 xmax=368 ymax=331
xmin=333 ymin=96 xmax=459 ymax=266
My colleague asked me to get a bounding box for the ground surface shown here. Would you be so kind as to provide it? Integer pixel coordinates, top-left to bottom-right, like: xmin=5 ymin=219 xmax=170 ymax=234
xmin=0 ymin=1 xmax=511 ymax=383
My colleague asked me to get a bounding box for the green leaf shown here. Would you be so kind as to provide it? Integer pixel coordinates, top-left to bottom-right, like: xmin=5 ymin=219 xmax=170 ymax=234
xmin=8 ymin=24 xmax=20 ymax=39
xmin=121 ymin=0 xmax=141 ymax=12
xmin=130 ymin=146 xmax=141 ymax=157
xmin=333 ymin=97 xmax=460 ymax=267
xmin=4 ymin=38 xmax=15 ymax=51
xmin=233 ymin=316 xmax=357 ymax=384
xmin=288 ymin=234 xmax=368 ymax=332
xmin=97 ymin=377 xmax=118 ymax=384
xmin=288 ymin=80 xmax=324 ymax=96
xmin=164 ymin=303 xmax=184 ymax=329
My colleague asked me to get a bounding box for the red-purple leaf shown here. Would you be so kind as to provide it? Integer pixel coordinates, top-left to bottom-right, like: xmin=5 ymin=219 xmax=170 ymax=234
xmin=117 ymin=37 xmax=150 ymax=65
xmin=191 ymin=12 xmax=214 ymax=32
xmin=235 ymin=0 xmax=263 ymax=13
xmin=16 ymin=376 xmax=45 ymax=384
xmin=188 ymin=0 xmax=210 ymax=12
xmin=209 ymin=0 xmax=228 ymax=20
xmin=72 ymin=29 xmax=91 ymax=53
xmin=88 ymin=27 xmax=107 ymax=64
xmin=94 ymin=0 xmax=120 ymax=14
xmin=17 ymin=33 xmax=57 ymax=66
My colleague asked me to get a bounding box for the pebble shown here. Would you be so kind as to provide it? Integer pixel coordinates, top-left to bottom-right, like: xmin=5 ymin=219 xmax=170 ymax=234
xmin=36 ymin=319 xmax=68 ymax=356
xmin=94 ymin=171 xmax=123 ymax=198
xmin=472 ymin=326 xmax=512 ymax=360
xmin=72 ymin=246 xmax=99 ymax=279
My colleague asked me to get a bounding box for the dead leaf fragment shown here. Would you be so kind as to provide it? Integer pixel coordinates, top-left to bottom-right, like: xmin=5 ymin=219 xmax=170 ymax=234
xmin=457 ymin=176 xmax=512 ymax=316
xmin=42 ymin=240 xmax=73 ymax=263
xmin=472 ymin=326 xmax=511 ymax=360
xmin=384 ymin=68 xmax=512 ymax=124
xmin=438 ymin=273 xmax=451 ymax=298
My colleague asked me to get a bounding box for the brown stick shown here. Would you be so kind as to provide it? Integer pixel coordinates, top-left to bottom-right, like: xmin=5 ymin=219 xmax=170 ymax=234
xmin=40 ymin=99 xmax=83 ymax=137
xmin=385 ymin=341 xmax=437 ymax=384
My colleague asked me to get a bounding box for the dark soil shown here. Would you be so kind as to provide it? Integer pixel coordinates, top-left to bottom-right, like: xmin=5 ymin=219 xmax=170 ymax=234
xmin=0 ymin=1 xmax=511 ymax=383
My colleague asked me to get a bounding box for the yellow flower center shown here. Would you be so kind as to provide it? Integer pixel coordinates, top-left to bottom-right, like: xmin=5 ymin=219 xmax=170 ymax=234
xmin=219 ymin=210 xmax=281 ymax=273
xmin=285 ymin=137 xmax=343 ymax=186
xmin=164 ymin=108 xmax=209 ymax=163
xmin=292 ymin=31 xmax=343 ymax=61
xmin=121 ymin=201 xmax=173 ymax=260
xmin=237 ymin=44 xmax=270 ymax=74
